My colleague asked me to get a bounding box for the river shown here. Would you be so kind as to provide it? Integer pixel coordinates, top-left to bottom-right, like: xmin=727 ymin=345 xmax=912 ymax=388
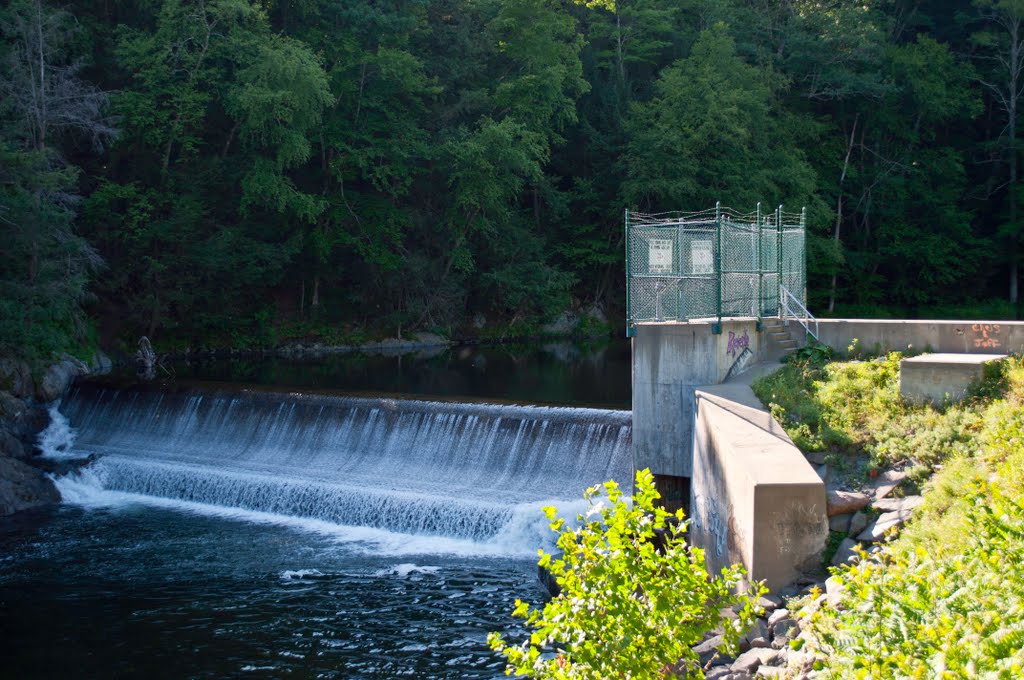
xmin=0 ymin=340 xmax=632 ymax=678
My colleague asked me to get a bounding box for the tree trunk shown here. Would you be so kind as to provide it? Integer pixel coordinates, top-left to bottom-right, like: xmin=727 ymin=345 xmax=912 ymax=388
xmin=828 ymin=115 xmax=858 ymax=313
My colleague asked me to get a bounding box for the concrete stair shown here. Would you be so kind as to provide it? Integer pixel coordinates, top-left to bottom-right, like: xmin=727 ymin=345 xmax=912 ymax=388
xmin=763 ymin=318 xmax=799 ymax=357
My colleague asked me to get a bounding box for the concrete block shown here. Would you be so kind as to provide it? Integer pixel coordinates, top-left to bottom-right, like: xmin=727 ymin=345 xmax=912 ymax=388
xmin=814 ymin=319 xmax=1024 ymax=356
xmin=632 ymin=320 xmax=765 ymax=477
xmin=900 ymin=353 xmax=1005 ymax=405
xmin=691 ymin=386 xmax=828 ymax=591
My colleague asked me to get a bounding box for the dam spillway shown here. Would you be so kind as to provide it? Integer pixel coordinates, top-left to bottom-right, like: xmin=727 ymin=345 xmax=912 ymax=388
xmin=57 ymin=384 xmax=633 ymax=549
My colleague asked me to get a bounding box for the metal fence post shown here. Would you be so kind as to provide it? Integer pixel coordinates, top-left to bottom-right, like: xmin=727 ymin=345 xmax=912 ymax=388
xmin=756 ymin=202 xmax=762 ymax=327
xmin=625 ymin=208 xmax=634 ymax=337
xmin=714 ymin=201 xmax=722 ymax=334
xmin=776 ymin=204 xmax=783 ymax=318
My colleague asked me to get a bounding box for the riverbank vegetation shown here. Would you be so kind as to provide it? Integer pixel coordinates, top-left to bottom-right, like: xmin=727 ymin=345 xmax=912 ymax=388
xmin=754 ymin=353 xmax=1024 ymax=676
xmin=5 ymin=1 xmax=1024 ymax=362
xmin=489 ymin=469 xmax=764 ymax=679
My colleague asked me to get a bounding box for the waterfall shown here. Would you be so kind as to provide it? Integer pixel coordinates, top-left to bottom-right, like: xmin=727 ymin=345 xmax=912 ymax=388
xmin=56 ymin=384 xmax=633 ymax=550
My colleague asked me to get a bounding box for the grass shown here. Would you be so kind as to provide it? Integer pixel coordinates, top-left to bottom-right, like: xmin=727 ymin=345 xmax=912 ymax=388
xmin=754 ymin=352 xmax=1024 ymax=677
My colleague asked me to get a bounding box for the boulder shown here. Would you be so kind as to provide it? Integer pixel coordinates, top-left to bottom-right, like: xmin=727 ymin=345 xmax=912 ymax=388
xmin=856 ymin=509 xmax=914 ymax=542
xmin=89 ymin=350 xmax=113 ymax=376
xmin=767 ymin=609 xmax=790 ymax=630
xmin=829 ymin=513 xmax=852 ymax=533
xmin=848 ymin=511 xmax=870 ymax=537
xmin=826 ymin=490 xmax=871 ymax=517
xmin=867 ymin=469 xmax=908 ymax=500
xmin=0 ymin=391 xmax=26 ymax=421
xmin=37 ymin=359 xmax=88 ymax=402
xmin=0 ymin=456 xmax=60 ymax=515
xmin=694 ymin=635 xmax=725 ymax=665
xmin=732 ymin=648 xmax=780 ymax=673
xmin=772 ymin=618 xmax=800 ymax=641
xmin=745 ymin=622 xmax=770 ymax=647
xmin=872 ymin=495 xmax=923 ymax=513
xmin=830 ymin=537 xmax=861 ymax=567
xmin=757 ymin=595 xmax=782 ymax=614
xmin=825 ymin=576 xmax=847 ymax=608
xmin=0 ymin=358 xmax=33 ymax=398
xmin=0 ymin=428 xmax=27 ymax=460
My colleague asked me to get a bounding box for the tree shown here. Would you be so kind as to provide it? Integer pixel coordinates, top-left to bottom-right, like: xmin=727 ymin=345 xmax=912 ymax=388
xmin=488 ymin=469 xmax=764 ymax=680
xmin=972 ymin=0 xmax=1024 ymax=305
xmin=0 ymin=0 xmax=114 ymax=359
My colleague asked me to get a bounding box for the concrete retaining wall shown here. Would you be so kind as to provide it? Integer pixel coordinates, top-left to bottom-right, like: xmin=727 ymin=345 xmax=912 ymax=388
xmin=690 ymin=384 xmax=828 ymax=591
xmin=806 ymin=319 xmax=1024 ymax=355
xmin=632 ymin=320 xmax=764 ymax=477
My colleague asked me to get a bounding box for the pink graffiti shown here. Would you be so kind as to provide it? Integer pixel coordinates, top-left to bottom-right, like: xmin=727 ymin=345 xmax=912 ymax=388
xmin=727 ymin=330 xmax=750 ymax=358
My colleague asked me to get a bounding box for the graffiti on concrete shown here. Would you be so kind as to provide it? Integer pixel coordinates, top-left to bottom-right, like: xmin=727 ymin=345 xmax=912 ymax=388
xmin=972 ymin=323 xmax=1002 ymax=349
xmin=726 ymin=329 xmax=750 ymax=358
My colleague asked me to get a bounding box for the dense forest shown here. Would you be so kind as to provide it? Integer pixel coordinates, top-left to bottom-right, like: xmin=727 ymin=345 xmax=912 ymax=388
xmin=2 ymin=0 xmax=1023 ymax=359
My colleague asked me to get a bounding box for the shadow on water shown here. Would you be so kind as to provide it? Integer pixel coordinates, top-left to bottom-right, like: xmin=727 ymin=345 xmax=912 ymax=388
xmin=104 ymin=339 xmax=633 ymax=410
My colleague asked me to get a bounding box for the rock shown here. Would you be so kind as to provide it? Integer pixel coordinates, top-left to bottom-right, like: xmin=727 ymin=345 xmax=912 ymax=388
xmin=856 ymin=509 xmax=913 ymax=542
xmin=829 ymin=513 xmax=852 ymax=533
xmin=757 ymin=595 xmax=782 ymax=614
xmin=872 ymin=495 xmax=923 ymax=513
xmin=767 ymin=608 xmax=790 ymax=629
xmin=37 ymin=359 xmax=88 ymax=402
xmin=830 ymin=537 xmax=861 ymax=567
xmin=867 ymin=469 xmax=908 ymax=500
xmin=472 ymin=313 xmax=486 ymax=329
xmin=0 ymin=358 xmax=33 ymax=398
xmin=826 ymin=490 xmax=871 ymax=517
xmin=0 ymin=391 xmax=27 ymax=421
xmin=705 ymin=668 xmax=739 ymax=680
xmin=21 ymin=404 xmax=50 ymax=436
xmin=695 ymin=635 xmax=725 ymax=665
xmin=89 ymin=350 xmax=113 ymax=376
xmin=542 ymin=311 xmax=578 ymax=335
xmin=411 ymin=332 xmax=450 ymax=348
xmin=806 ymin=452 xmax=827 ymax=465
xmin=816 ymin=464 xmax=829 ymax=482
xmin=787 ymin=651 xmax=818 ymax=673
xmin=0 ymin=428 xmax=27 ymax=460
xmin=756 ymin=668 xmax=786 ymax=678
xmin=848 ymin=511 xmax=870 ymax=537
xmin=732 ymin=648 xmax=780 ymax=673
xmin=825 ymin=576 xmax=846 ymax=608
xmin=773 ymin=618 xmax=800 ymax=641
xmin=0 ymin=456 xmax=60 ymax=515
xmin=743 ymin=619 xmax=770 ymax=648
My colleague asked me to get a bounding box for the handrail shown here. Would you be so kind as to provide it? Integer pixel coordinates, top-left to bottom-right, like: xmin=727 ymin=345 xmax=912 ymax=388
xmin=780 ymin=284 xmax=818 ymax=340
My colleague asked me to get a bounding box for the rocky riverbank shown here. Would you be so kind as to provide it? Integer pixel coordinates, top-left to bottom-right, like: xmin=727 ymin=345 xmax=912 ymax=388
xmin=0 ymin=353 xmax=111 ymax=517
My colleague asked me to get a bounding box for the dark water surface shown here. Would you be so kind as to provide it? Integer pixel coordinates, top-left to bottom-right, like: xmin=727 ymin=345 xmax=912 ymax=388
xmin=155 ymin=339 xmax=632 ymax=409
xmin=0 ymin=504 xmax=543 ymax=679
xmin=1 ymin=342 xmax=632 ymax=678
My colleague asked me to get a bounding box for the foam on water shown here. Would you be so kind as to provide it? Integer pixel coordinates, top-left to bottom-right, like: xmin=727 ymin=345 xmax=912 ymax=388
xmin=37 ymin=402 xmax=85 ymax=460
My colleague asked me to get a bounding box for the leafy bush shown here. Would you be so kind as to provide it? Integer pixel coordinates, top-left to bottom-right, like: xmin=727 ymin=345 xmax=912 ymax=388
xmin=811 ymin=480 xmax=1024 ymax=678
xmin=788 ymin=356 xmax=1024 ymax=677
xmin=488 ymin=469 xmax=765 ymax=679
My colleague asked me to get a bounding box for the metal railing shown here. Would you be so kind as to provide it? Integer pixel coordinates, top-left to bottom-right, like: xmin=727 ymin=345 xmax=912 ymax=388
xmin=626 ymin=203 xmax=806 ymax=335
xmin=780 ymin=284 xmax=818 ymax=340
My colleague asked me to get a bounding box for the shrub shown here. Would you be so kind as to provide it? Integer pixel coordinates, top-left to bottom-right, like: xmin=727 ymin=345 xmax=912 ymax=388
xmin=488 ymin=469 xmax=765 ymax=679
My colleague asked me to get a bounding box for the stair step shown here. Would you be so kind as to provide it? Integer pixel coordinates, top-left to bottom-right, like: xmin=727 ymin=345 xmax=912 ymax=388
xmin=778 ymin=339 xmax=799 ymax=348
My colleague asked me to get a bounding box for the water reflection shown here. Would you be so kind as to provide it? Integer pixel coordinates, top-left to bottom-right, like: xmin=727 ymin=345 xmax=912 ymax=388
xmin=154 ymin=339 xmax=632 ymax=409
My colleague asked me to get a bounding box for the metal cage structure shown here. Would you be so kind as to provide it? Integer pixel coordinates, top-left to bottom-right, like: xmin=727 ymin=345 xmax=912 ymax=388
xmin=625 ymin=203 xmax=806 ymax=336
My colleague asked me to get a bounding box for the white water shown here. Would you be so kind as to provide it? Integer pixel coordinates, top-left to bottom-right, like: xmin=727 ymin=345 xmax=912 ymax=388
xmin=53 ymin=385 xmax=629 ymax=557
xmin=38 ymin=402 xmax=85 ymax=460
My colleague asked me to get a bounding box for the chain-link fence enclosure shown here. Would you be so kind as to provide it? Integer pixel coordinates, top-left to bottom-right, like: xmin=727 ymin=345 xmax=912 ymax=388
xmin=626 ymin=204 xmax=805 ymax=335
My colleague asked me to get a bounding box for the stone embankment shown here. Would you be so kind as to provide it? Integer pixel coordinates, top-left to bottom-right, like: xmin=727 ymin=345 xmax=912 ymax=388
xmin=687 ymin=454 xmax=920 ymax=678
xmin=0 ymin=353 xmax=111 ymax=516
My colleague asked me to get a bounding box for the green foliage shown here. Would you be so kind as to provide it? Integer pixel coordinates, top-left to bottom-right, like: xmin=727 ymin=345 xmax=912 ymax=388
xmin=812 ymin=475 xmax=1024 ymax=677
xmin=488 ymin=469 xmax=765 ymax=679
xmin=758 ymin=356 xmax=1024 ymax=676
